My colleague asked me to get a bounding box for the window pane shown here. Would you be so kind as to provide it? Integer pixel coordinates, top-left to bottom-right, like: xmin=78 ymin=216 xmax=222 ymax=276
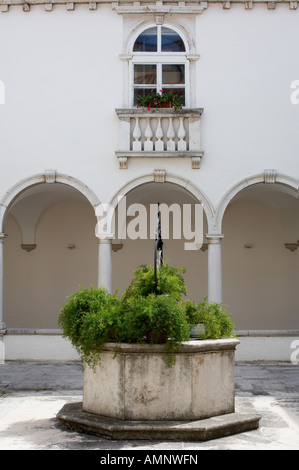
xmin=133 ymin=27 xmax=158 ymax=52
xmin=161 ymin=27 xmax=185 ymax=52
xmin=134 ymin=65 xmax=157 ymax=85
xmin=134 ymin=88 xmax=156 ymax=106
xmin=162 ymin=88 xmax=185 ymax=106
xmin=162 ymin=64 xmax=185 ymax=85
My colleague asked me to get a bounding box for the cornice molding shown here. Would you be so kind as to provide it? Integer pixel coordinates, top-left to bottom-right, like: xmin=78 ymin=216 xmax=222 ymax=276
xmin=0 ymin=0 xmax=297 ymax=13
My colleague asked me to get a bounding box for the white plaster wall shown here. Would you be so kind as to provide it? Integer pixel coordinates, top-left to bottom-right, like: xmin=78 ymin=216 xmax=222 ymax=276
xmin=3 ymin=334 xmax=80 ymax=361
xmin=0 ymin=5 xmax=298 ymax=209
xmin=0 ymin=5 xmax=123 ymax=204
xmin=196 ymin=4 xmax=299 ymax=207
xmin=235 ymin=335 xmax=299 ymax=362
xmin=3 ymin=332 xmax=298 ymax=362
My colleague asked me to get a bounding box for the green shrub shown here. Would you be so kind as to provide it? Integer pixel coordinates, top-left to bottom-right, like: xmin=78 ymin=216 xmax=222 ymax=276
xmin=147 ymin=294 xmax=189 ymax=345
xmin=184 ymin=297 xmax=235 ymax=340
xmin=118 ymin=293 xmax=190 ymax=366
xmin=117 ymin=295 xmax=154 ymax=344
xmin=204 ymin=303 xmax=235 ymax=339
xmin=59 ymin=264 xmax=235 ymax=368
xmin=121 ymin=293 xmax=189 ymax=344
xmin=184 ymin=299 xmax=200 ymax=325
xmin=58 ymin=286 xmax=121 ymax=368
xmin=122 ymin=263 xmax=186 ymax=301
xmin=147 ymin=294 xmax=190 ymax=366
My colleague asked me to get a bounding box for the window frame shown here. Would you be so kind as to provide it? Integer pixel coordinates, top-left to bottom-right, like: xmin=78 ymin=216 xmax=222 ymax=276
xmin=130 ymin=24 xmax=190 ymax=108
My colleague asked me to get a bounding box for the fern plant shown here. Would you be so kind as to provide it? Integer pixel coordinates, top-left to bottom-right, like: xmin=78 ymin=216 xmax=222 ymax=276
xmin=59 ymin=264 xmax=235 ymax=369
xmin=122 ymin=263 xmax=186 ymax=301
xmin=184 ymin=297 xmax=235 ymax=340
xmin=58 ymin=286 xmax=121 ymax=368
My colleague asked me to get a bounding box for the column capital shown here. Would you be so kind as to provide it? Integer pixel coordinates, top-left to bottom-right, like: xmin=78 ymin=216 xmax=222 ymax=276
xmin=206 ymin=234 xmax=224 ymax=243
xmin=0 ymin=233 xmax=7 ymax=243
xmin=96 ymin=234 xmax=114 ymax=244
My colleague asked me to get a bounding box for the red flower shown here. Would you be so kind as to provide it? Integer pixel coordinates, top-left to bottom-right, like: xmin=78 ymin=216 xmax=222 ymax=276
xmin=147 ymin=107 xmax=150 ymax=111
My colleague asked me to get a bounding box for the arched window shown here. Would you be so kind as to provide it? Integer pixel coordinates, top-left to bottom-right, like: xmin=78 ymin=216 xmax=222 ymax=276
xmin=131 ymin=25 xmax=189 ymax=107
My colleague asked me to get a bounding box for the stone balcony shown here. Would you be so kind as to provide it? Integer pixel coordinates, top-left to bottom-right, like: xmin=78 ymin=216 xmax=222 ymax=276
xmin=115 ymin=108 xmax=204 ymax=169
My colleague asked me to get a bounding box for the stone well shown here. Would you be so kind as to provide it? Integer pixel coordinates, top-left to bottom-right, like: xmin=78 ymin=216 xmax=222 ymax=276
xmin=57 ymin=338 xmax=261 ymax=440
xmin=83 ymin=339 xmax=238 ymax=421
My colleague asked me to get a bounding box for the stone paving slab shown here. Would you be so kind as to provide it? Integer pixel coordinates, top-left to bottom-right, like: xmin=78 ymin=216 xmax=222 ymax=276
xmin=0 ymin=361 xmax=83 ymax=391
xmin=0 ymin=361 xmax=299 ymax=450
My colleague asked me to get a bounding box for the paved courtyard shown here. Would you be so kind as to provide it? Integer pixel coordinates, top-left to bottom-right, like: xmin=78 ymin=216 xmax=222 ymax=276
xmin=0 ymin=361 xmax=299 ymax=450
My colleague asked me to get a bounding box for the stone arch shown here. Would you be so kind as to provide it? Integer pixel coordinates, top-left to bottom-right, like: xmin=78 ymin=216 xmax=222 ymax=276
xmin=1 ymin=171 xmax=100 ymax=330
xmin=217 ymin=171 xmax=299 ymax=332
xmin=214 ymin=172 xmax=299 ymax=234
xmin=108 ymin=172 xmax=215 ymax=234
xmin=108 ymin=173 xmax=213 ymax=301
xmin=0 ymin=170 xmax=100 ymax=232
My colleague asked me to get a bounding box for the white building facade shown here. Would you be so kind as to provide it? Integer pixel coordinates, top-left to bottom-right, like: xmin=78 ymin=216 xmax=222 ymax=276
xmin=0 ymin=0 xmax=299 ymax=362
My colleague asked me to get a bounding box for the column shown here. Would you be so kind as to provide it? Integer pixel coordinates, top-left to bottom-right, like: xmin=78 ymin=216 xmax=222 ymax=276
xmin=0 ymin=234 xmax=7 ymax=364
xmin=0 ymin=233 xmax=7 ymax=331
xmin=97 ymin=237 xmax=113 ymax=294
xmin=206 ymin=234 xmax=224 ymax=304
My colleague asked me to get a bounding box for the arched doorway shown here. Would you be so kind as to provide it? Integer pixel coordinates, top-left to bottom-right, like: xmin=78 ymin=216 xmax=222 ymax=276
xmin=221 ymin=182 xmax=299 ymax=331
xmin=109 ymin=179 xmax=211 ymax=303
xmin=2 ymin=177 xmax=98 ymax=330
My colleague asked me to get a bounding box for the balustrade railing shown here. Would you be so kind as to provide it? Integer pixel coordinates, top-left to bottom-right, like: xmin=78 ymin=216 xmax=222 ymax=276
xmin=115 ymin=108 xmax=204 ymax=169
